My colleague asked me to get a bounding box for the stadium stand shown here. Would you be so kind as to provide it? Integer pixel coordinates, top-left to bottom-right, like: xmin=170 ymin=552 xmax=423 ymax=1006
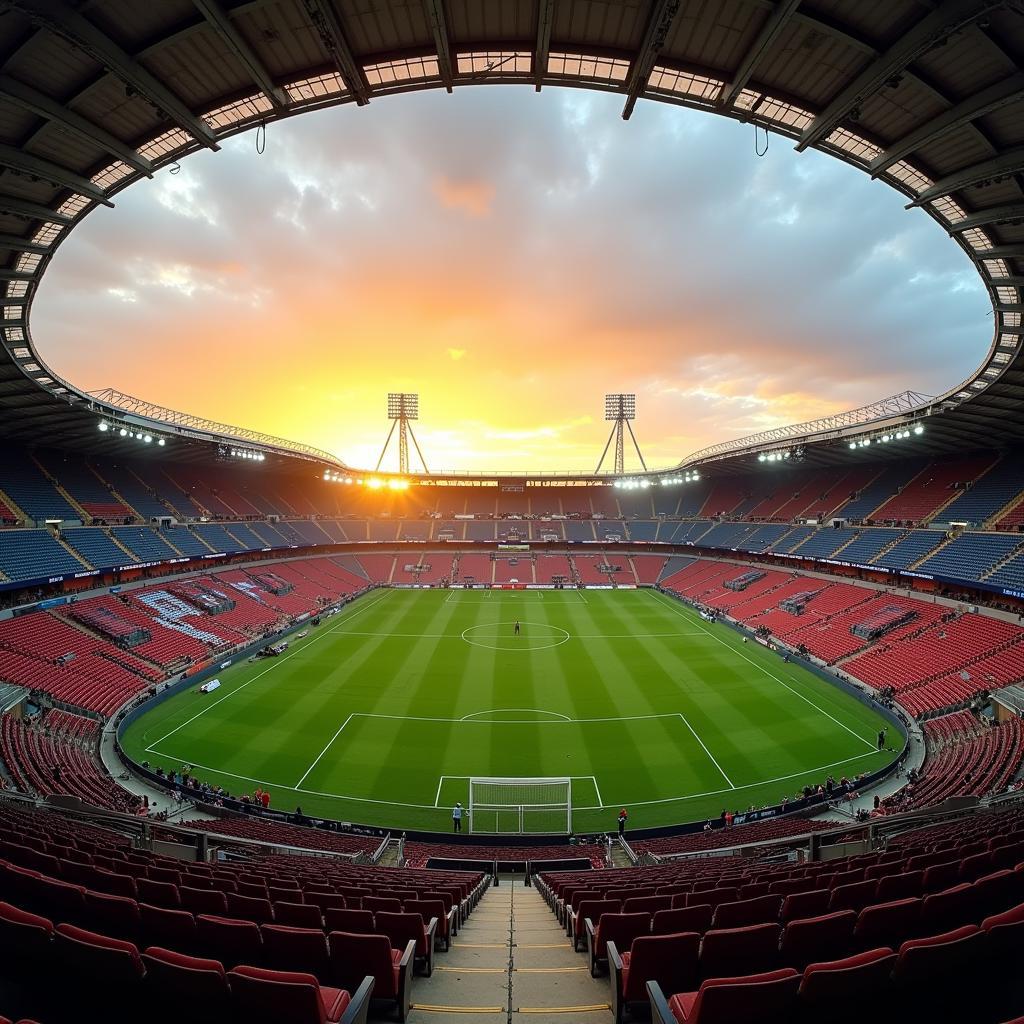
xmin=869 ymin=456 xmax=994 ymax=526
xmin=871 ymin=529 xmax=945 ymax=570
xmin=0 ymin=529 xmax=88 ymax=582
xmin=110 ymin=526 xmax=182 ymax=563
xmin=0 ymin=451 xmax=80 ymax=522
xmin=838 ymin=462 xmax=924 ymax=522
xmin=916 ymin=532 xmax=1023 ymax=581
xmin=34 ymin=452 xmax=133 ymax=523
xmin=61 ymin=527 xmax=137 ymax=570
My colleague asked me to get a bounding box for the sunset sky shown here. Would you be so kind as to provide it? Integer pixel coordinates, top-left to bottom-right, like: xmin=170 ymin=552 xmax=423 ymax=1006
xmin=34 ymin=87 xmax=989 ymax=473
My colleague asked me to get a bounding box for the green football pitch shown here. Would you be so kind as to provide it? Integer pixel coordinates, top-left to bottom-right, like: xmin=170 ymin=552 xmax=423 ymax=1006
xmin=120 ymin=588 xmax=898 ymax=835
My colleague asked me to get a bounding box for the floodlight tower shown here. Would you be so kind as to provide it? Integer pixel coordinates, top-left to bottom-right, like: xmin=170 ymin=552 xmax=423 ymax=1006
xmin=597 ymin=393 xmax=647 ymax=475
xmin=376 ymin=393 xmax=429 ymax=474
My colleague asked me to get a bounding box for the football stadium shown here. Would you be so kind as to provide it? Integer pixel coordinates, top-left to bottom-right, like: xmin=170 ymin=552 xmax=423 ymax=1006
xmin=0 ymin=1 xmax=1023 ymax=1022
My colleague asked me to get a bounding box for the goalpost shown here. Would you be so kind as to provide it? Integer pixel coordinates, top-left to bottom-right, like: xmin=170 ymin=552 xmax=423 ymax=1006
xmin=468 ymin=777 xmax=572 ymax=835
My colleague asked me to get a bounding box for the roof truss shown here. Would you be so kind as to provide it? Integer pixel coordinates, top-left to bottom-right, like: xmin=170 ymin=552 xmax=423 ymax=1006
xmin=797 ymin=0 xmax=1002 ymax=152
xmin=192 ymin=0 xmax=288 ymax=112
xmin=910 ymin=146 xmax=1024 ymax=206
xmin=719 ymin=0 xmax=802 ymax=111
xmin=301 ymin=0 xmax=369 ymax=105
xmin=10 ymin=0 xmax=220 ymax=151
xmin=871 ymin=71 xmax=1024 ymax=177
xmin=0 ymin=143 xmax=112 ymax=206
xmin=424 ymin=0 xmax=455 ymax=93
xmin=0 ymin=73 xmax=153 ymax=175
xmin=623 ymin=0 xmax=682 ymax=120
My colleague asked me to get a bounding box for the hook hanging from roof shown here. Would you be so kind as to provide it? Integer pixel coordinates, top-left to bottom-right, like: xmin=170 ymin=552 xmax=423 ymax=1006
xmin=755 ymin=124 xmax=769 ymax=157
xmin=255 ymin=121 xmax=266 ymax=155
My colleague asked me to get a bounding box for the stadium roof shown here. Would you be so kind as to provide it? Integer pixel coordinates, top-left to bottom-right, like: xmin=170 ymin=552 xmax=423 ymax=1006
xmin=0 ymin=0 xmax=1021 ymax=476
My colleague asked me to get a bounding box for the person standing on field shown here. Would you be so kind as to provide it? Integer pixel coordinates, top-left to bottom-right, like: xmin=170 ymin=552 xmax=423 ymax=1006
xmin=452 ymin=802 xmax=463 ymax=833
xmin=514 ymin=620 xmax=521 ymax=636
xmin=617 ymin=808 xmax=628 ymax=836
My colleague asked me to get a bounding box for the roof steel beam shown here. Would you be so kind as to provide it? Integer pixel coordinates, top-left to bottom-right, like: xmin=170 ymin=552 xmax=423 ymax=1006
xmin=0 ymin=233 xmax=49 ymax=255
xmin=0 ymin=145 xmax=112 ymax=207
xmin=301 ymin=0 xmax=369 ymax=105
xmin=191 ymin=0 xmax=288 ymax=111
xmin=978 ymin=246 xmax=1024 ymax=260
xmin=719 ymin=0 xmax=802 ymax=110
xmin=797 ymin=0 xmax=1001 ymax=153
xmin=10 ymin=0 xmax=220 ymax=151
xmin=424 ymin=0 xmax=455 ymax=93
xmin=534 ymin=0 xmax=554 ymax=91
xmin=0 ymin=196 xmax=72 ymax=224
xmin=871 ymin=72 xmax=1024 ymax=177
xmin=0 ymin=74 xmax=154 ymax=175
xmin=622 ymin=0 xmax=681 ymax=120
xmin=0 ymin=271 xmax=36 ymax=281
xmin=909 ymin=147 xmax=1024 ymax=207
xmin=947 ymin=202 xmax=1024 ymax=231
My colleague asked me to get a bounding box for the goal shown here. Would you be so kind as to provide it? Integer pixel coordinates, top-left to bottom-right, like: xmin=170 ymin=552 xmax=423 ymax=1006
xmin=468 ymin=777 xmax=572 ymax=835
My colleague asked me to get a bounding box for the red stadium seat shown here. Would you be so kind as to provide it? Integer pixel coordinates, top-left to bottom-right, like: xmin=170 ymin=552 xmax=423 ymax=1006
xmin=609 ymin=931 xmax=699 ymax=1024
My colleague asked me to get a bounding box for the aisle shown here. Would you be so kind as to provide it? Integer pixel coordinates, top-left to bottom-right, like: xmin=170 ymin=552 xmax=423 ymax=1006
xmin=408 ymin=878 xmax=613 ymax=1022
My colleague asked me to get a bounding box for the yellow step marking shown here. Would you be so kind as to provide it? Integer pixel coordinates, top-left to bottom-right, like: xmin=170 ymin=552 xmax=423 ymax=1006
xmin=412 ymin=1005 xmax=505 ymax=1014
xmin=516 ymin=1006 xmax=612 ymax=1014
xmin=514 ymin=966 xmax=588 ymax=974
xmin=517 ymin=943 xmax=570 ymax=949
xmin=435 ymin=966 xmax=506 ymax=974
xmin=455 ymin=942 xmax=507 ymax=949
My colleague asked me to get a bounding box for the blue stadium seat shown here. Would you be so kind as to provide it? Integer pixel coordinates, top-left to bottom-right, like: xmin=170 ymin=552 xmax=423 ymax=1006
xmin=872 ymin=529 xmax=945 ymax=570
xmin=939 ymin=456 xmax=1024 ymax=528
xmin=61 ymin=528 xmax=137 ymax=570
xmin=111 ymin=526 xmax=181 ymax=562
xmin=160 ymin=528 xmax=212 ymax=557
xmin=834 ymin=528 xmax=905 ymax=564
xmin=0 ymin=451 xmax=79 ymax=521
xmin=0 ymin=529 xmax=88 ymax=580
xmin=917 ymin=532 xmax=1023 ymax=582
xmin=792 ymin=527 xmax=859 ymax=559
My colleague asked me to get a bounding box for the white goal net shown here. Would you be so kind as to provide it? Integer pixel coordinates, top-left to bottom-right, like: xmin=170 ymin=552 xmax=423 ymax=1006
xmin=468 ymin=777 xmax=572 ymax=835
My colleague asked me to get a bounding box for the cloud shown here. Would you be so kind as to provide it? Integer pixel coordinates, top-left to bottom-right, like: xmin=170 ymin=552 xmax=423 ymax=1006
xmin=31 ymin=86 xmax=987 ymax=470
xmin=432 ymin=175 xmax=496 ymax=217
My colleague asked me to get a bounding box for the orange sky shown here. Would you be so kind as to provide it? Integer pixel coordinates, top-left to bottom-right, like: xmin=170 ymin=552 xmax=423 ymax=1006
xmin=33 ymin=88 xmax=986 ymax=472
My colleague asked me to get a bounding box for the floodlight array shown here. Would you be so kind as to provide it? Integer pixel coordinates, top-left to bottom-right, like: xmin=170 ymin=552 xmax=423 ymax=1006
xmin=847 ymin=424 xmax=924 ymax=450
xmin=228 ymin=448 xmax=266 ymax=462
xmin=615 ymin=471 xmax=699 ymax=489
xmin=323 ymin=472 xmax=409 ymax=491
xmin=97 ymin=420 xmax=166 ymax=446
xmin=757 ymin=450 xmax=792 ymax=463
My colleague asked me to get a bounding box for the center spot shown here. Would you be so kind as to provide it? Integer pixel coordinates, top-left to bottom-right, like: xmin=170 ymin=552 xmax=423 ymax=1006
xmin=461 ymin=622 xmax=571 ymax=651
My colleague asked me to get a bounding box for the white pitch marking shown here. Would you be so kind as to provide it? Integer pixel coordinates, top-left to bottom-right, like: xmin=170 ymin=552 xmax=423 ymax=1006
xmin=294 ymin=713 xmax=354 ymax=789
xmin=588 ymin=775 xmax=604 ymax=808
xmin=651 ymin=590 xmax=877 ymax=750
xmin=145 ymin=747 xmax=885 ymax=815
xmin=677 ymin=713 xmax=735 ymax=789
xmin=144 ymin=589 xmax=394 ymax=752
xmin=460 ymin=708 xmax=572 ymax=722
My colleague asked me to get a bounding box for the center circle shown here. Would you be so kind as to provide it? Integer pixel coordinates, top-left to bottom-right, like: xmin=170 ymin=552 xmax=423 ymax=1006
xmin=461 ymin=621 xmax=571 ymax=651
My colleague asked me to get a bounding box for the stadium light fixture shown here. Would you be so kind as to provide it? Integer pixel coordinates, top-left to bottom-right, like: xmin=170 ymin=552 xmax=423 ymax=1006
xmin=914 ymin=424 xmax=924 ymax=435
xmin=98 ymin=421 xmax=109 ymax=432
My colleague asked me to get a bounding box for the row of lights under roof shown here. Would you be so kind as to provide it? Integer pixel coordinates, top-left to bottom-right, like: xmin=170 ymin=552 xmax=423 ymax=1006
xmin=849 ymin=425 xmax=924 ymax=449
xmin=229 ymin=448 xmax=266 ymax=462
xmin=98 ymin=420 xmax=166 ymax=446
xmin=758 ymin=451 xmax=791 ymax=463
xmin=323 ymin=472 xmax=410 ymax=491
xmin=615 ymin=472 xmax=700 ymax=489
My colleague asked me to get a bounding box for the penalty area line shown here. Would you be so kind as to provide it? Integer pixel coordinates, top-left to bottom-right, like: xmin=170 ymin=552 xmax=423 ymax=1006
xmin=295 ymin=714 xmax=354 ymax=789
xmin=677 ymin=713 xmax=734 ymax=789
